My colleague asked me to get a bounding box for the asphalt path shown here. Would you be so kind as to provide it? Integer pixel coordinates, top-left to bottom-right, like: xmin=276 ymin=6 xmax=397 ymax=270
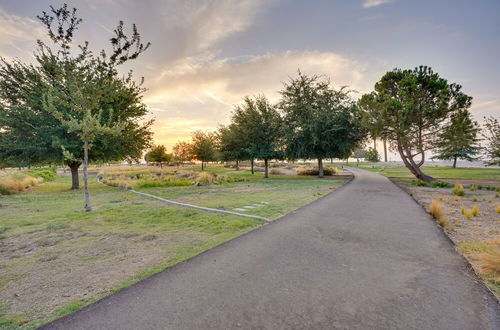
xmin=43 ymin=167 xmax=499 ymax=330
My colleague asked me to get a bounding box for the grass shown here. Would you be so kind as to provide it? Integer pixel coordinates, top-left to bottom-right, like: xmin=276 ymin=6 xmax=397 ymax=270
xmin=362 ymin=166 xmax=500 ymax=180
xmin=452 ymin=182 xmax=465 ymax=196
xmin=458 ymin=240 xmax=500 ymax=296
xmin=0 ymin=166 xmax=347 ymax=328
xmin=429 ymin=199 xmax=447 ymax=227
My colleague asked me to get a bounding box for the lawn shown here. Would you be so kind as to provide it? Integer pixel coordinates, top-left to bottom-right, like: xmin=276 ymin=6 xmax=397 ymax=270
xmin=0 ymin=166 xmax=347 ymax=329
xmin=361 ymin=165 xmax=500 ymax=180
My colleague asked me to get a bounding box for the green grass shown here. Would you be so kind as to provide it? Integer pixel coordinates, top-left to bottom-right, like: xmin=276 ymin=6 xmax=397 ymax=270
xmin=0 ymin=167 xmax=346 ymax=328
xmin=361 ymin=166 xmax=500 ymax=180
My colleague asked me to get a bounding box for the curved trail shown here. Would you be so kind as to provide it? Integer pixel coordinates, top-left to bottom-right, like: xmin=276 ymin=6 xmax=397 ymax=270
xmin=45 ymin=168 xmax=499 ymax=329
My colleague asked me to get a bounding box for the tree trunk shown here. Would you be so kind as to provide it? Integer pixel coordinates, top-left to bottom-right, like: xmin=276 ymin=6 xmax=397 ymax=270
xmin=318 ymin=158 xmax=324 ymax=178
xmin=264 ymin=159 xmax=269 ymax=179
xmin=68 ymin=162 xmax=81 ymax=190
xmin=373 ymin=137 xmax=376 ymax=150
xmin=383 ymin=139 xmax=388 ymax=162
xmin=453 ymin=156 xmax=457 ymax=168
xmin=201 ymin=161 xmax=204 ymax=171
xmin=83 ymin=140 xmax=91 ymax=212
xmin=396 ymin=142 xmax=434 ymax=182
xmin=346 ymin=158 xmax=349 ymax=165
xmin=251 ymin=159 xmax=254 ymax=174
xmin=357 ymin=159 xmax=359 ymax=167
xmin=236 ymin=160 xmax=239 ymax=171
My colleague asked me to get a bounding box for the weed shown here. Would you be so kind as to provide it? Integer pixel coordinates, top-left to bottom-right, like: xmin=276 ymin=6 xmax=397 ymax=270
xmin=452 ymin=182 xmax=465 ymax=196
xmin=469 ymin=184 xmax=476 ymax=191
xmin=472 ymin=204 xmax=480 ymax=216
xmin=471 ymin=196 xmax=478 ymax=202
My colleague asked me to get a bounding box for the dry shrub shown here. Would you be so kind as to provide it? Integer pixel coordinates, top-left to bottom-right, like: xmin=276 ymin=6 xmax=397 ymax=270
xmin=452 ymin=182 xmax=465 ymax=196
xmin=460 ymin=205 xmax=465 ymax=214
xmin=196 ymin=172 xmax=213 ymax=185
xmin=453 ymin=195 xmax=461 ymax=202
xmin=295 ymin=166 xmax=340 ymax=176
xmin=494 ymin=203 xmax=500 ymax=213
xmin=464 ymin=209 xmax=473 ymax=220
xmin=429 ymin=199 xmax=447 ymax=227
xmin=472 ymin=204 xmax=480 ymax=216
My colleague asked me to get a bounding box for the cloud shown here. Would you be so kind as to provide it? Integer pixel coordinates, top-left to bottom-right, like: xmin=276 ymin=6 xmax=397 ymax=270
xmin=362 ymin=0 xmax=394 ymax=8
xmin=144 ymin=50 xmax=368 ymax=146
xmin=0 ymin=7 xmax=45 ymax=60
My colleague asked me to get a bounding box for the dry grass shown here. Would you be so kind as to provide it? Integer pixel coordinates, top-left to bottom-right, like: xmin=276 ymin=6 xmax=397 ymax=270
xmin=0 ymin=176 xmax=42 ymax=194
xmin=429 ymin=199 xmax=448 ymax=227
xmin=464 ymin=208 xmax=474 ymax=220
xmin=452 ymin=181 xmax=465 ymax=196
xmin=459 ymin=240 xmax=500 ymax=287
xmin=494 ymin=203 xmax=500 ymax=213
xmin=472 ymin=204 xmax=480 ymax=216
xmin=195 ymin=172 xmax=213 ymax=185
xmin=477 ymin=249 xmax=500 ymax=275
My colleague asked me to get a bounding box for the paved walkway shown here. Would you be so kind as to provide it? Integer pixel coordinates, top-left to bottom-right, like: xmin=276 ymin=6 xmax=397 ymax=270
xmin=43 ymin=168 xmax=499 ymax=330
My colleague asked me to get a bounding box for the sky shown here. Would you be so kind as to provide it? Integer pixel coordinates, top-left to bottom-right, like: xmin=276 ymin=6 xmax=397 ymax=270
xmin=1 ymin=0 xmax=499 ymax=157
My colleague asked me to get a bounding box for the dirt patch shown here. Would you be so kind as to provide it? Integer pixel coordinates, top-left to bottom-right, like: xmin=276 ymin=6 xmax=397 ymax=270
xmin=0 ymin=229 xmax=204 ymax=320
xmin=393 ymin=179 xmax=500 ymax=298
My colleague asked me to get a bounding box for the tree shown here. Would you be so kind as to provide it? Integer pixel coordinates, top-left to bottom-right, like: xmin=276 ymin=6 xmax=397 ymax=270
xmin=172 ymin=141 xmax=193 ymax=164
xmin=432 ymin=110 xmax=481 ymax=168
xmin=280 ymin=72 xmax=365 ymax=178
xmin=145 ymin=145 xmax=171 ymax=167
xmin=0 ymin=4 xmax=152 ymax=195
xmin=230 ymin=96 xmax=282 ymax=178
xmin=359 ymin=66 xmax=472 ymax=182
xmin=483 ymin=117 xmax=500 ymax=166
xmin=364 ymin=148 xmax=380 ymax=162
xmin=190 ymin=131 xmax=218 ymax=170
xmin=352 ymin=148 xmax=366 ymax=166
xmin=217 ymin=123 xmax=249 ymax=171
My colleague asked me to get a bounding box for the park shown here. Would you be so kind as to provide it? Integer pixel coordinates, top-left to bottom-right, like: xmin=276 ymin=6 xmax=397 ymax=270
xmin=0 ymin=2 xmax=499 ymax=329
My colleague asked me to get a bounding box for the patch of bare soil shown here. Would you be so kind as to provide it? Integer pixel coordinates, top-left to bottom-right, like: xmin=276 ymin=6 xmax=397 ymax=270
xmin=393 ymin=179 xmax=500 ymax=298
xmin=0 ymin=228 xmax=204 ymax=319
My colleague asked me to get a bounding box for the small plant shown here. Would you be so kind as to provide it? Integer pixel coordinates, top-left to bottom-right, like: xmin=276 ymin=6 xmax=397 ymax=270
xmin=429 ymin=199 xmax=447 ymax=227
xmin=472 ymin=204 xmax=480 ymax=216
xmin=196 ymin=172 xmax=214 ymax=186
xmin=496 ymin=186 xmax=500 ymax=192
xmin=464 ymin=209 xmax=473 ymax=220
xmin=460 ymin=205 xmax=465 ymax=214
xmin=494 ymin=203 xmax=500 ymax=213
xmin=471 ymin=196 xmax=478 ymax=202
xmin=469 ymin=184 xmax=476 ymax=191
xmin=495 ymin=192 xmax=499 ymax=198
xmin=452 ymin=182 xmax=465 ymax=196
xmin=453 ymin=196 xmax=461 ymax=202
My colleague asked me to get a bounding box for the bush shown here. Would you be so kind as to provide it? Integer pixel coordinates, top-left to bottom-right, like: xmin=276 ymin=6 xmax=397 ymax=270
xmin=137 ymin=180 xmax=191 ymax=188
xmin=452 ymin=182 xmax=465 ymax=196
xmin=364 ymin=148 xmax=380 ymax=162
xmin=25 ymin=168 xmax=57 ymax=182
xmin=464 ymin=208 xmax=473 ymax=220
xmin=269 ymin=168 xmax=284 ymax=175
xmin=472 ymin=204 xmax=480 ymax=216
xmin=469 ymin=184 xmax=476 ymax=191
xmin=0 ymin=176 xmax=41 ymax=195
xmin=295 ymin=166 xmax=340 ymax=176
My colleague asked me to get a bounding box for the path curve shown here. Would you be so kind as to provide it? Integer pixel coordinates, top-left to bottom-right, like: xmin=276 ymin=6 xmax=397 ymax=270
xmin=43 ymin=168 xmax=499 ymax=330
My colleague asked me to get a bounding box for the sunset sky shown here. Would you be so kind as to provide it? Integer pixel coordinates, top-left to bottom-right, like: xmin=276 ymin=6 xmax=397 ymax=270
xmin=1 ymin=0 xmax=499 ymax=154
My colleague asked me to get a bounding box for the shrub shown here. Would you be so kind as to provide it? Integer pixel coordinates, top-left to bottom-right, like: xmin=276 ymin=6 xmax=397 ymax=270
xmin=0 ymin=176 xmax=41 ymax=195
xmin=452 ymin=182 xmax=465 ymax=196
xmin=137 ymin=180 xmax=191 ymax=188
xmin=295 ymin=166 xmax=340 ymax=176
xmin=472 ymin=204 xmax=480 ymax=216
xmin=496 ymin=205 xmax=500 ymax=214
xmin=25 ymin=168 xmax=57 ymax=181
xmin=269 ymin=168 xmax=284 ymax=175
xmin=453 ymin=196 xmax=461 ymax=202
xmin=460 ymin=205 xmax=465 ymax=214
xmin=476 ymin=249 xmax=500 ymax=274
xmin=471 ymin=196 xmax=478 ymax=202
xmin=464 ymin=209 xmax=473 ymax=220
xmin=429 ymin=199 xmax=447 ymax=227
xmin=469 ymin=184 xmax=476 ymax=191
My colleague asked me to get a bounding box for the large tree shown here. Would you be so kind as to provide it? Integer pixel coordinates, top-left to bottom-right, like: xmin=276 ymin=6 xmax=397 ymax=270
xmin=229 ymin=96 xmax=282 ymax=178
xmin=145 ymin=145 xmax=171 ymax=168
xmin=280 ymin=72 xmax=365 ymax=177
xmin=0 ymin=4 xmax=152 ymax=195
xmin=217 ymin=123 xmax=249 ymax=171
xmin=483 ymin=117 xmax=500 ymax=166
xmin=432 ymin=110 xmax=481 ymax=168
xmin=190 ymin=130 xmax=218 ymax=171
xmin=359 ymin=66 xmax=472 ymax=182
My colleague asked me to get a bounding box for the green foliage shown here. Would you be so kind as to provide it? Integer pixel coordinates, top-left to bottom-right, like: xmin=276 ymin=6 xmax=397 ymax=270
xmin=360 ymin=66 xmax=472 ymax=182
xmin=279 ymin=71 xmax=365 ymax=176
xmin=144 ymin=145 xmax=172 ymax=167
xmin=453 ymin=182 xmax=465 ymax=196
xmin=432 ymin=110 xmax=481 ymax=166
xmin=296 ymin=167 xmax=340 ymax=176
xmin=25 ymin=168 xmax=57 ymax=181
xmin=0 ymin=5 xmax=152 ymax=187
xmin=483 ymin=117 xmax=500 ymax=166
xmin=190 ymin=131 xmax=218 ymax=169
xmin=137 ymin=180 xmax=191 ymax=188
xmin=411 ymin=180 xmax=452 ymax=188
xmin=364 ymin=147 xmax=380 ymax=162
xmin=172 ymin=141 xmax=193 ymax=163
